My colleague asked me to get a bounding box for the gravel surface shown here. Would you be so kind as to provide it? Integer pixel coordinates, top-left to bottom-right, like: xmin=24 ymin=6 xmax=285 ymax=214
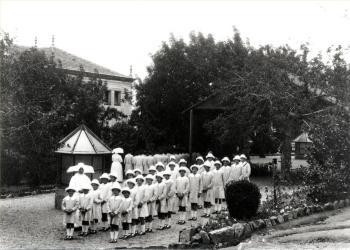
xmin=0 ymin=193 xmax=194 ymax=249
xmin=0 ymin=177 xmax=272 ymax=249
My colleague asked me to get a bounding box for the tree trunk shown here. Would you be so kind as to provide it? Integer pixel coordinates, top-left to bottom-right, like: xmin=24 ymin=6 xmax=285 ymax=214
xmin=281 ymin=135 xmax=292 ymax=177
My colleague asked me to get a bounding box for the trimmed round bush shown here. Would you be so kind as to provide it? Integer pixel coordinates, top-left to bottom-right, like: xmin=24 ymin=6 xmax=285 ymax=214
xmin=225 ymin=180 xmax=261 ymax=220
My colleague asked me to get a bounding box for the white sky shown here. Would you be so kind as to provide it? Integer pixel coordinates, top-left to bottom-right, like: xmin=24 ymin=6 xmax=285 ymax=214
xmin=1 ymin=0 xmax=350 ymax=79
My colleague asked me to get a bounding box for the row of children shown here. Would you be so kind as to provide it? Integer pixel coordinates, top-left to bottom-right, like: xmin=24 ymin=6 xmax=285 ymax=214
xmin=62 ymin=153 xmax=251 ymax=243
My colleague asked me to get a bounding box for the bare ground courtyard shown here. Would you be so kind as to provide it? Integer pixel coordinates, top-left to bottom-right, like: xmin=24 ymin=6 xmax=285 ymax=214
xmin=0 ymin=177 xmax=272 ymax=249
xmin=0 ymin=193 xmax=189 ymax=249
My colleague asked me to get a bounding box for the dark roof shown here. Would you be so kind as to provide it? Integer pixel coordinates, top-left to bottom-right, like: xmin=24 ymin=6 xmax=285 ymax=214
xmin=14 ymin=45 xmax=134 ymax=82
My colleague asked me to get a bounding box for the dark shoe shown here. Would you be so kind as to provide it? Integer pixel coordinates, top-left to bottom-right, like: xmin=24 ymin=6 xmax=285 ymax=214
xmin=140 ymin=232 xmax=146 ymax=235
xmin=64 ymin=235 xmax=69 ymax=240
xmin=109 ymin=239 xmax=114 ymax=243
xmin=99 ymin=227 xmax=106 ymax=231
xmin=114 ymin=239 xmax=118 ymax=243
xmin=165 ymin=225 xmax=171 ymax=229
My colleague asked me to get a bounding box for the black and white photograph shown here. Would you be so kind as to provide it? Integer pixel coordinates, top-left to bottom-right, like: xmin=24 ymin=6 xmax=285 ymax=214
xmin=0 ymin=0 xmax=350 ymax=249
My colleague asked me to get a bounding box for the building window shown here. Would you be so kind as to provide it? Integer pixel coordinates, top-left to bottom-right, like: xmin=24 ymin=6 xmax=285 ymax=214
xmin=104 ymin=91 xmax=111 ymax=105
xmin=114 ymin=91 xmax=121 ymax=106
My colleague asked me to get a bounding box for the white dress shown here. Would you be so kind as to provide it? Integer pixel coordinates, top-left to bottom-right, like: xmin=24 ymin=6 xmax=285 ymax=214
xmin=99 ymin=183 xmax=111 ymax=213
xmin=241 ymin=162 xmax=251 ymax=181
xmin=137 ymin=185 xmax=149 ymax=218
xmin=124 ymin=153 xmax=134 ymax=172
xmin=175 ymin=176 xmax=190 ymax=207
xmin=79 ymin=193 xmax=93 ymax=222
xmin=212 ymin=169 xmax=225 ymax=199
xmin=228 ymin=163 xmax=242 ymax=182
xmin=188 ymin=173 xmax=202 ymax=204
xmin=156 ymin=181 xmax=168 ymax=213
xmin=62 ymin=195 xmax=79 ymax=224
xmin=111 ymin=153 xmax=123 ymax=182
xmin=91 ymin=189 xmax=102 ymax=221
xmin=107 ymin=195 xmax=123 ymax=225
xmin=69 ymin=173 xmax=91 ymax=192
xmin=201 ymin=171 xmax=214 ymax=205
xmin=165 ymin=178 xmax=176 ymax=212
xmin=120 ymin=197 xmax=133 ymax=223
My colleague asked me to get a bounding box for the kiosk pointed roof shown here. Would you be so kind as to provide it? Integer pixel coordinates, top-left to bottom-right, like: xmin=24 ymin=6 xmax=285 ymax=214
xmin=56 ymin=125 xmax=112 ymax=154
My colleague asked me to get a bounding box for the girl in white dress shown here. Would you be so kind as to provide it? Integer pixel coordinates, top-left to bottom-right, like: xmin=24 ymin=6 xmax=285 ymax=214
xmin=212 ymin=161 xmax=225 ymax=213
xmin=155 ymin=173 xmax=167 ymax=230
xmin=188 ymin=165 xmax=202 ymax=221
xmin=175 ymin=167 xmax=190 ymax=224
xmin=135 ymin=176 xmax=148 ymax=235
xmin=90 ymin=179 xmax=102 ymax=234
xmin=62 ymin=186 xmax=79 ymax=240
xmin=99 ymin=173 xmax=111 ymax=231
xmin=163 ymin=170 xmax=176 ymax=229
xmin=78 ymin=185 xmax=93 ymax=237
xmin=201 ymin=161 xmax=214 ymax=217
xmin=120 ymin=188 xmax=133 ymax=239
xmin=144 ymin=175 xmax=156 ymax=232
xmin=107 ymin=183 xmax=123 ymax=243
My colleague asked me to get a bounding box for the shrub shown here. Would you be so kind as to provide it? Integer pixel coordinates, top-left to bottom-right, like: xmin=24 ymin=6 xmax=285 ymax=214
xmin=225 ymin=180 xmax=261 ymax=220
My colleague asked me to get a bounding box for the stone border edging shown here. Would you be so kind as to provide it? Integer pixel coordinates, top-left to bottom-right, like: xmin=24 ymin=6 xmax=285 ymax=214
xmin=174 ymin=198 xmax=350 ymax=249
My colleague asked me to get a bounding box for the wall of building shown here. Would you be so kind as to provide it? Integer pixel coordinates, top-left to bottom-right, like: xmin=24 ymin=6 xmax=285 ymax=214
xmin=104 ymin=79 xmax=133 ymax=116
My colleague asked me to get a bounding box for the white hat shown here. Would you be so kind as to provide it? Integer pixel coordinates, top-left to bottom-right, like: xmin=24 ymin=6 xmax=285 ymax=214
xmin=170 ymin=155 xmax=176 ymax=160
xmin=135 ymin=175 xmax=145 ymax=182
xmin=148 ymin=165 xmax=157 ymax=172
xmin=162 ymin=170 xmax=172 ymax=176
xmin=168 ymin=161 xmax=176 ymax=166
xmin=214 ymin=160 xmax=222 ymax=166
xmin=233 ymin=155 xmax=241 ymax=161
xmin=179 ymin=159 xmax=187 ymax=164
xmin=126 ymin=178 xmax=136 ymax=186
xmin=145 ymin=174 xmax=155 ymax=181
xmin=240 ymin=154 xmax=247 ymax=159
xmin=222 ymin=157 xmax=230 ymax=163
xmin=65 ymin=186 xmax=76 ymax=192
xmin=112 ymin=147 xmax=124 ymax=154
xmin=100 ymin=173 xmax=110 ymax=180
xmin=155 ymin=173 xmax=164 ymax=179
xmin=111 ymin=182 xmax=121 ymax=191
xmin=206 ymin=153 xmax=215 ymax=159
xmin=121 ymin=187 xmax=131 ymax=194
xmin=91 ymin=179 xmax=100 ymax=185
xmin=155 ymin=162 xmax=165 ymax=168
xmin=133 ymin=168 xmax=143 ymax=175
xmin=190 ymin=165 xmax=199 ymax=171
xmin=179 ymin=166 xmax=188 ymax=172
xmin=109 ymin=173 xmax=118 ymax=179
xmin=196 ymin=156 xmax=204 ymax=162
xmin=76 ymin=162 xmax=86 ymax=169
xmin=126 ymin=170 xmax=135 ymax=176
xmin=203 ymin=161 xmax=212 ymax=167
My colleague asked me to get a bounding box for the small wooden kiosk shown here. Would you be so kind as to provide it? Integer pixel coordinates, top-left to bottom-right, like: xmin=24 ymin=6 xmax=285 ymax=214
xmin=54 ymin=124 xmax=112 ymax=208
xmin=293 ymin=132 xmax=312 ymax=160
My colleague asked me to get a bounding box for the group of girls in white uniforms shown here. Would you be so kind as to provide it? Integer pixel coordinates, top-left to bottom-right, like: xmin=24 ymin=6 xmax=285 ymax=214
xmin=62 ymin=153 xmax=250 ymax=243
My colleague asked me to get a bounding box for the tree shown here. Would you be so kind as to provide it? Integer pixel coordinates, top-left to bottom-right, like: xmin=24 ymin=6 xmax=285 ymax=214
xmin=131 ymin=32 xmax=224 ymax=152
xmin=0 ymin=34 xmax=121 ymax=186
